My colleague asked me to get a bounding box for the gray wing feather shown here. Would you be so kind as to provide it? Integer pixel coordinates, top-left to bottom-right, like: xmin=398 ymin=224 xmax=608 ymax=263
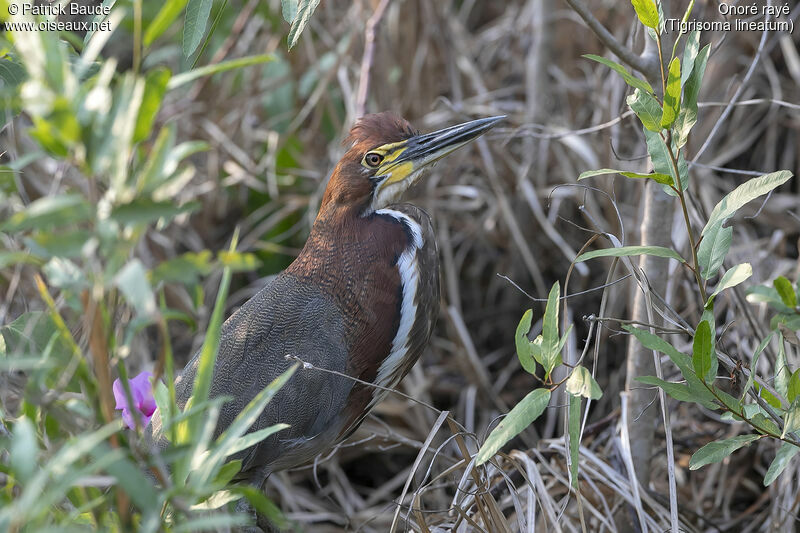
xmin=146 ymin=274 xmax=353 ymax=475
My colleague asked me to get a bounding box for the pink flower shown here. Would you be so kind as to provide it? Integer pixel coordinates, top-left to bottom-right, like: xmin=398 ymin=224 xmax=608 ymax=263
xmin=113 ymin=371 xmax=156 ymax=430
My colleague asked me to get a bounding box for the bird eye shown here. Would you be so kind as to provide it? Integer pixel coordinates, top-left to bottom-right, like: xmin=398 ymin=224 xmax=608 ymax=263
xmin=364 ymin=152 xmax=384 ymax=167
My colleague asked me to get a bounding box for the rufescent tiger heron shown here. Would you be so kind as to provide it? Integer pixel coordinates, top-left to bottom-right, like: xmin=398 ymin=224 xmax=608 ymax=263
xmin=146 ymin=112 xmax=503 ymax=508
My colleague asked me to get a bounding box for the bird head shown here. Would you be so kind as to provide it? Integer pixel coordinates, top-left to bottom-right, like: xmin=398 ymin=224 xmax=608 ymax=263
xmin=320 ymin=112 xmax=505 ymax=215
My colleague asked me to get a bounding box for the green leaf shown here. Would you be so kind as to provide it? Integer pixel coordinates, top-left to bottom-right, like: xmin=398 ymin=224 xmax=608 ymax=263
xmin=185 ymin=234 xmax=237 ymax=442
xmin=636 ymin=376 xmax=694 ymax=402
xmin=576 ymin=245 xmax=685 ymax=263
xmin=217 ymin=251 xmax=262 ymax=272
xmin=476 ymin=388 xmax=550 ymax=465
xmin=281 ymin=0 xmax=298 ymax=22
xmin=675 ymin=43 xmax=710 ymax=147
xmin=693 ymin=320 xmax=713 ymax=382
xmin=740 ymin=332 xmax=773 ymax=402
xmin=43 ymin=257 xmax=86 ymax=290
xmin=110 ymin=199 xmax=199 ymax=226
xmin=620 ymin=171 xmax=674 ymax=186
xmin=708 ymin=263 xmax=752 ymax=302
xmin=1 ymin=194 xmax=92 ymax=232
xmin=661 ymin=57 xmax=681 ymax=128
xmin=10 ymin=417 xmax=38 ymax=484
xmin=198 ymin=366 xmax=297 ymax=483
xmin=783 ymin=399 xmax=800 ymax=438
xmin=582 ymin=54 xmax=654 ymax=94
xmin=287 ymin=0 xmax=321 ymax=49
xmin=774 ymin=276 xmax=797 ymax=308
xmin=643 ymin=128 xmax=689 ymax=196
xmin=134 ymin=68 xmax=171 ymax=143
xmin=764 ymin=442 xmax=800 ymax=486
xmin=702 ymin=171 xmax=794 ymax=237
xmin=577 ymin=168 xmax=672 ymax=186
xmin=775 ymin=334 xmax=790 ymax=401
xmin=515 ymin=309 xmax=539 ymax=374
xmin=0 ymin=252 xmax=43 ymax=269
xmin=0 ymin=57 xmax=27 ymax=88
xmin=566 ymin=365 xmax=602 ymax=400
xmin=183 ymin=0 xmax=213 ymax=57
xmin=627 ymin=89 xmax=663 ymax=132
xmin=689 ymin=434 xmax=761 ymax=470
xmin=115 ymin=260 xmax=157 ymax=318
xmin=697 ymin=220 xmax=732 ymax=280
xmin=746 ymin=285 xmax=796 ymax=314
xmin=567 ymin=393 xmax=581 ymax=488
xmin=757 ymin=383 xmax=782 ymax=409
xmin=540 ymin=282 xmax=561 ymax=378
xmin=630 ymin=0 xmax=660 ymax=29
xmin=151 ymin=251 xmax=213 ymax=286
xmin=788 ymin=369 xmax=800 ymax=404
xmin=232 ymin=485 xmax=289 ymax=530
xmin=624 ymin=326 xmax=719 ymax=409
xmin=145 ymin=0 xmax=191 ymax=46
xmin=102 ymin=453 xmax=158 ymax=511
xmin=167 ymin=55 xmax=275 ymax=90
xmin=680 ymin=30 xmax=701 ymax=86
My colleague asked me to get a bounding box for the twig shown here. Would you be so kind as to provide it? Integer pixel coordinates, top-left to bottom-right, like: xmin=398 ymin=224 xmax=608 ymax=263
xmin=355 ymin=0 xmax=391 ymax=118
xmin=563 ymin=0 xmax=660 ymax=83
xmin=692 ymin=0 xmax=772 ymax=163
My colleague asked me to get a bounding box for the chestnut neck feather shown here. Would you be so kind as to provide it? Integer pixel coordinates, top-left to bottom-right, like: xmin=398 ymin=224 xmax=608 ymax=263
xmin=286 ymin=204 xmax=411 ymax=386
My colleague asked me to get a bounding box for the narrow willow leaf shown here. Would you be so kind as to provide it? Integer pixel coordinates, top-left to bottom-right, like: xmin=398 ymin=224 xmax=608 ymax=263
xmin=187 ymin=234 xmax=236 ymax=441
xmin=693 ymin=320 xmax=713 ymax=382
xmin=643 ymin=128 xmax=689 ymax=196
xmin=757 ymin=383 xmax=782 ymax=409
xmin=675 ymin=43 xmax=710 ymax=147
xmin=788 ymin=369 xmax=800 ymax=404
xmin=281 ymin=0 xmax=298 ymax=23
xmin=167 ymin=55 xmax=275 ymax=90
xmin=708 ymin=263 xmax=752 ymax=302
xmin=624 ymin=326 xmax=718 ymax=409
xmin=578 ymin=168 xmax=673 ymax=186
xmin=515 ymin=309 xmax=539 ymax=374
xmin=476 ymin=388 xmax=551 ymax=465
xmin=627 ymin=89 xmax=662 ymax=132
xmin=740 ymin=332 xmax=774 ymax=402
xmin=566 ymin=365 xmax=603 ymax=400
xmin=568 ymin=393 xmax=581 ymax=488
xmin=702 ymin=171 xmax=794 ymax=236
xmin=145 ymin=0 xmax=190 ymax=47
xmin=775 ymin=334 xmax=790 ymax=400
xmin=680 ymin=30 xmax=700 ymax=85
xmin=689 ymin=434 xmax=761 ymax=470
xmin=764 ymin=442 xmax=800 ymax=486
xmin=636 ymin=376 xmax=694 ymax=402
xmin=746 ymin=285 xmax=796 ymax=314
xmin=783 ymin=399 xmax=800 ymax=438
xmin=774 ymin=276 xmax=798 ymax=308
xmin=621 ymin=171 xmax=674 ymax=186
xmin=697 ymin=220 xmax=732 ymax=280
xmin=115 ymin=260 xmax=157 ymax=318
xmin=183 ymin=0 xmax=213 ymax=57
xmin=134 ymin=68 xmax=171 ymax=143
xmin=576 ymin=245 xmax=685 ymax=263
xmin=1 ymin=194 xmax=92 ymax=232
xmin=661 ymin=58 xmax=681 ymax=128
xmin=630 ymin=0 xmax=659 ymax=29
xmin=287 ymin=0 xmax=322 ymax=49
xmin=540 ymin=282 xmax=561 ymax=378
xmin=582 ymin=54 xmax=654 ymax=94
xmin=10 ymin=417 xmax=37 ymax=483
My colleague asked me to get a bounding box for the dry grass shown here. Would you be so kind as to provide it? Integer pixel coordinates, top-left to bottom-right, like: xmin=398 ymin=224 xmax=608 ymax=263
xmin=2 ymin=0 xmax=799 ymax=531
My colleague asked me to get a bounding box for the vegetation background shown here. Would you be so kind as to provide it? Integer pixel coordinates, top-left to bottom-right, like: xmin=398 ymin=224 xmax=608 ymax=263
xmin=1 ymin=0 xmax=799 ymax=531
